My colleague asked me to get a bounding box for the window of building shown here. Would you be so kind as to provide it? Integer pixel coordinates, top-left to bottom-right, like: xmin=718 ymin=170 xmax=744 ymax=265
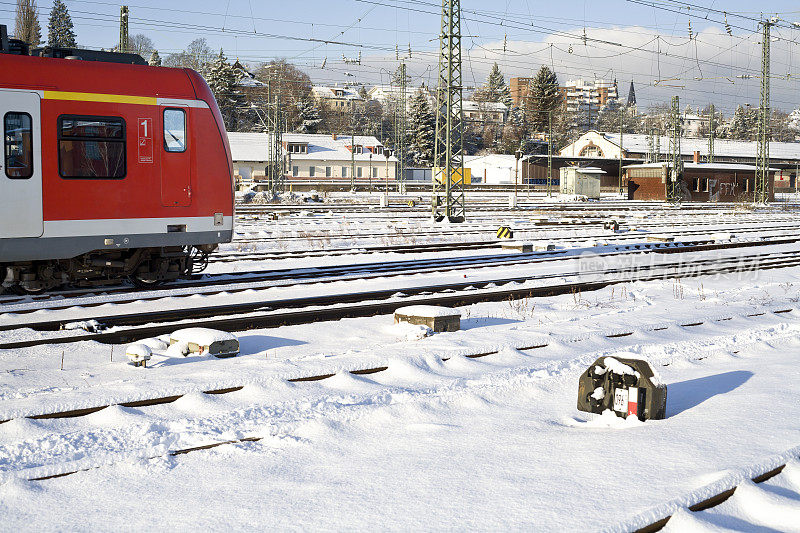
xmin=163 ymin=109 xmax=186 ymax=152
xmin=374 ymin=146 xmax=383 ymax=155
xmin=309 ymin=166 xmax=315 ymax=177
xmin=341 ymin=166 xmax=347 ymax=178
xmin=579 ymin=145 xmax=603 ymax=158
xmin=692 ymin=178 xmax=700 ymax=192
xmin=4 ymin=112 xmax=33 ymax=179
xmin=325 ymin=166 xmax=332 ymax=177
xmin=357 ymin=167 xmax=363 ymax=178
xmin=372 ymin=167 xmax=378 ymax=178
xmin=352 ymin=145 xmax=363 ymax=154
xmin=701 ymin=178 xmax=709 ymax=192
xmin=58 ymin=115 xmax=125 ymax=179
xmin=287 ymin=143 xmax=307 ymax=154
xmin=292 ymin=165 xmax=299 ymax=177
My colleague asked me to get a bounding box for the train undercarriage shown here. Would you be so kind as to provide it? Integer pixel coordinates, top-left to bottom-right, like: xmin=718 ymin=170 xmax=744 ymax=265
xmin=1 ymin=244 xmax=216 ymax=294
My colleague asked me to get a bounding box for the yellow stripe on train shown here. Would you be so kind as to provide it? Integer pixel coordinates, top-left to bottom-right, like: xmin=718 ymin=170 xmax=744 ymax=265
xmin=43 ymin=90 xmax=158 ymax=106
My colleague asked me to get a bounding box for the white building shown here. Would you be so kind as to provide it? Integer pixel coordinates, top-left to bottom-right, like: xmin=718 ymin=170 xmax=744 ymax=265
xmin=283 ymin=133 xmax=398 ymax=181
xmin=464 ymin=154 xmax=520 ymax=184
xmin=310 ymin=86 xmax=363 ymax=114
xmin=463 ymin=100 xmax=507 ymax=125
xmin=228 ymin=132 xmax=270 ymax=188
xmin=563 ymin=79 xmax=618 ymax=115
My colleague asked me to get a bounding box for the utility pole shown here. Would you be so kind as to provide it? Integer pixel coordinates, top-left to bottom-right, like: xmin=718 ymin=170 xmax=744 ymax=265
xmin=432 ymin=0 xmax=465 ymax=223
xmin=350 ymin=103 xmax=356 ymax=191
xmin=707 ymin=103 xmax=715 ymax=164
xmin=756 ymin=19 xmax=773 ymax=204
xmin=119 ymin=6 xmax=129 ymax=53
xmin=646 ymin=119 xmax=654 ymax=164
xmin=618 ymin=105 xmax=624 ymax=196
xmin=394 ymin=62 xmax=407 ymax=194
xmin=547 ymin=110 xmax=553 ymax=197
xmin=264 ymin=79 xmax=285 ymax=196
xmin=654 ymin=127 xmax=660 ymax=163
xmin=667 ymin=95 xmax=683 ymax=203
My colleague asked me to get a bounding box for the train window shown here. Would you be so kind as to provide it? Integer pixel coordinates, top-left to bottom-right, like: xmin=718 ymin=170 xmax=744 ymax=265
xmin=58 ymin=115 xmax=126 ymax=179
xmin=4 ymin=112 xmax=33 ymax=179
xmin=163 ymin=108 xmax=186 ymax=153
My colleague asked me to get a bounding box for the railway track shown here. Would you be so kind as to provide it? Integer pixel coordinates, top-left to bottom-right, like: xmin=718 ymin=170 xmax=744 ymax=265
xmin=226 ymin=217 xmax=800 ymax=247
xmin=3 ymin=239 xmax=799 ymax=350
xmin=6 ymin=223 xmax=792 ymax=306
xmin=2 ymin=236 xmax=796 ymax=317
xmin=634 ymin=447 xmax=800 ymax=532
xmin=2 ymin=306 xmax=797 ymax=486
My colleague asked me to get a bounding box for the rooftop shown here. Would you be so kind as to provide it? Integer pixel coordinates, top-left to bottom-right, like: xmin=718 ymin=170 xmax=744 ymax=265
xmin=228 ymin=132 xmax=399 ymax=163
xmin=599 ymin=131 xmax=800 ymax=160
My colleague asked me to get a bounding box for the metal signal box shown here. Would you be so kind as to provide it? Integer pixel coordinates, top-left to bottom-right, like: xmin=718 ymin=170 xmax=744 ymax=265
xmin=577 ymin=356 xmax=667 ymax=421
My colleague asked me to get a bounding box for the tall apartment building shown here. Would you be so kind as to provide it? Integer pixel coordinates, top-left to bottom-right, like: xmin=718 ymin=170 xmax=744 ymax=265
xmin=509 ymin=77 xmax=619 ymax=114
xmin=562 ymin=79 xmax=618 ymax=114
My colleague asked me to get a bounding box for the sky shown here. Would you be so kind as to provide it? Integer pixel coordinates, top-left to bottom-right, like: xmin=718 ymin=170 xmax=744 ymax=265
xmin=4 ymin=0 xmax=800 ymax=114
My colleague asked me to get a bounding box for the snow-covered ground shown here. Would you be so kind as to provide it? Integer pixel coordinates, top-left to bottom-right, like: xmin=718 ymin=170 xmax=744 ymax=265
xmin=3 ymin=204 xmax=800 ymax=529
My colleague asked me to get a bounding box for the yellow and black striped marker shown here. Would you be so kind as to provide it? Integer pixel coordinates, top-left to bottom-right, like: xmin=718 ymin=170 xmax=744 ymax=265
xmin=497 ymin=226 xmax=513 ymax=239
xmin=407 ymin=200 xmax=416 ymax=207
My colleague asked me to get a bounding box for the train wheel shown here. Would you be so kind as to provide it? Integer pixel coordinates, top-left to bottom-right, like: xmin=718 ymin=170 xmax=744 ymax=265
xmin=129 ymin=274 xmax=163 ymax=289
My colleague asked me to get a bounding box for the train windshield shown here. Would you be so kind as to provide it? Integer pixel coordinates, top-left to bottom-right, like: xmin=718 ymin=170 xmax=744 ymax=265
xmin=164 ymin=109 xmax=186 ymax=153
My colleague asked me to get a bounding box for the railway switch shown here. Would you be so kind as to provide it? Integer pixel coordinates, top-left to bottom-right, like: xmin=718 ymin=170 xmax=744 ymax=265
xmin=577 ymin=356 xmax=667 ymax=421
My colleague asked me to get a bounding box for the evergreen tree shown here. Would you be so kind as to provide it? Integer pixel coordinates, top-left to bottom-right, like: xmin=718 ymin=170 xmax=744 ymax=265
xmin=295 ymin=98 xmax=322 ymax=134
xmin=407 ymin=89 xmax=435 ymax=165
xmin=391 ymin=64 xmax=412 ymax=87
xmin=204 ymin=49 xmax=241 ymax=131
xmin=729 ymin=104 xmax=758 ymax=140
xmin=14 ymin=0 xmax=41 ymax=46
xmin=148 ymin=50 xmax=162 ymax=67
xmin=47 ymin=0 xmax=75 ymax=47
xmin=474 ymin=63 xmax=511 ymax=106
xmin=525 ymin=65 xmax=561 ymax=133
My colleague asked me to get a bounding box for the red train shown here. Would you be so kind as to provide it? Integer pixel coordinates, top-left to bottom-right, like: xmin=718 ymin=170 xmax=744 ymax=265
xmin=0 ymin=26 xmax=234 ymax=293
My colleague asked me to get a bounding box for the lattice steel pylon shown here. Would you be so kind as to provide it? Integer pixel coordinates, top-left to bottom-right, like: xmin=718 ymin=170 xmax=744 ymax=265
xmin=119 ymin=6 xmax=129 ymax=53
xmin=756 ymin=20 xmax=772 ymax=204
xmin=707 ymin=103 xmax=715 ymax=164
xmin=394 ymin=62 xmax=408 ymax=193
xmin=432 ymin=0 xmax=465 ymax=223
xmin=266 ymin=79 xmax=285 ymax=195
xmin=667 ymin=95 xmax=683 ymax=203
xmin=618 ymin=105 xmax=624 ymax=196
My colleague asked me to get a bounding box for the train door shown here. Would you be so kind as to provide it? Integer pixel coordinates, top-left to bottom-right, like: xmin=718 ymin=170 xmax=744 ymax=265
xmin=160 ymin=107 xmax=191 ymax=207
xmin=0 ymin=90 xmax=43 ymax=237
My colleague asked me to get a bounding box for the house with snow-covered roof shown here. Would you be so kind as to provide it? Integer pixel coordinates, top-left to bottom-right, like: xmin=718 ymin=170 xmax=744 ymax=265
xmin=283 ymin=133 xmax=398 ymax=181
xmin=227 ymin=132 xmax=399 ymax=185
xmin=311 ymin=85 xmax=364 ymax=115
xmin=560 ymin=130 xmax=800 ymax=166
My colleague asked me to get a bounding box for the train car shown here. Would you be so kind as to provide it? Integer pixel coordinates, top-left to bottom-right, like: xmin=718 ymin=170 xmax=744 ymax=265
xmin=0 ymin=25 xmax=234 ymax=293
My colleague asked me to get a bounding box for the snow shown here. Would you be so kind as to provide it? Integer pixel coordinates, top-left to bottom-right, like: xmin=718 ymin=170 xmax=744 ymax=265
xmin=394 ymin=305 xmax=461 ymax=318
xmin=169 ymin=328 xmax=238 ymax=347
xmin=3 ymin=204 xmax=800 ymax=528
xmin=124 ymin=343 xmax=151 ymax=364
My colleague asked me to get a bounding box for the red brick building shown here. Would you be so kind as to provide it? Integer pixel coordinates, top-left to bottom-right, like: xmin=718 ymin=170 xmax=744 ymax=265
xmin=624 ymin=163 xmax=775 ymax=202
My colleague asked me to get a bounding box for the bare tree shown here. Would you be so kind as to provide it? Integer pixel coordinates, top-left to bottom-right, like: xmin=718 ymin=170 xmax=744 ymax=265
xmin=128 ymin=34 xmax=154 ymax=58
xmin=14 ymin=0 xmax=41 ymax=46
